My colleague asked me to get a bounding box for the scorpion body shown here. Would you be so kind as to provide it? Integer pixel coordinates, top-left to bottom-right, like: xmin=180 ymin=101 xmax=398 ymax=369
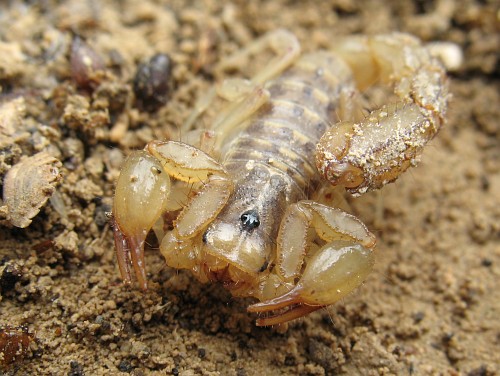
xmin=112 ymin=30 xmax=460 ymax=326
xmin=199 ymin=51 xmax=354 ymax=286
xmin=224 ymin=51 xmax=351 ymax=197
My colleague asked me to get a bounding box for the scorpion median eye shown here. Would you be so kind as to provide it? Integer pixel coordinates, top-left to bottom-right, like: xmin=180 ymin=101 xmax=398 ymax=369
xmin=241 ymin=210 xmax=260 ymax=231
xmin=151 ymin=166 xmax=162 ymax=174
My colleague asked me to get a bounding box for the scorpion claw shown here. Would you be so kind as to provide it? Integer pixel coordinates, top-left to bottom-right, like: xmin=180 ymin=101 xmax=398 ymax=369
xmin=112 ymin=150 xmax=171 ymax=290
xmin=127 ymin=236 xmax=148 ymax=290
xmin=112 ymin=217 xmax=148 ymax=289
xmin=249 ymin=239 xmax=375 ymax=325
xmin=254 ymin=305 xmax=322 ymax=327
xmin=248 ymin=288 xmax=323 ymax=326
xmin=248 ymin=288 xmax=303 ymax=313
xmin=112 ymin=219 xmax=132 ymax=286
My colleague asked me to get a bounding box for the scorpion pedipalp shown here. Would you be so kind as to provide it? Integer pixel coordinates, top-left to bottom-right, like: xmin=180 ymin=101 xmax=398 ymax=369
xmin=248 ymin=240 xmax=375 ymax=326
xmin=248 ymin=201 xmax=375 ymax=326
xmin=113 ymin=151 xmax=171 ymax=289
xmin=113 ymin=141 xmax=232 ymax=289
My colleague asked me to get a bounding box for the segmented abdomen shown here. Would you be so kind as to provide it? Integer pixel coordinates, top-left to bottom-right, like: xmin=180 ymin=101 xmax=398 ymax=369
xmin=223 ymin=51 xmax=355 ymax=195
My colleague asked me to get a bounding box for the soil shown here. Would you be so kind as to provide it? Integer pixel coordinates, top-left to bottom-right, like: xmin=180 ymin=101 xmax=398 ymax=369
xmin=0 ymin=0 xmax=498 ymax=375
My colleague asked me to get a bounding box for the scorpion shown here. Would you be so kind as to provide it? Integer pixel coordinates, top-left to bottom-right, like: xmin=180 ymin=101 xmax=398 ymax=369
xmin=112 ymin=30 xmax=460 ymax=326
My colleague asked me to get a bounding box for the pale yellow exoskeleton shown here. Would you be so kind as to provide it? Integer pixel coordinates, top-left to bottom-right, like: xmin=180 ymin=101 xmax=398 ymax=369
xmin=112 ymin=30 xmax=460 ymax=326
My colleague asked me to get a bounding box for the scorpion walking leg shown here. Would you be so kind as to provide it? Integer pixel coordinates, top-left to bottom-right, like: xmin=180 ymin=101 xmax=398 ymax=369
xmin=183 ymin=29 xmax=301 ymax=132
xmin=113 ymin=141 xmax=232 ymax=289
xmin=180 ymin=81 xmax=271 ymax=153
xmin=211 ymin=84 xmax=270 ymax=139
xmin=248 ymin=200 xmax=376 ymax=326
xmin=214 ymin=29 xmax=300 ymax=135
xmin=216 ymin=28 xmax=301 ymax=85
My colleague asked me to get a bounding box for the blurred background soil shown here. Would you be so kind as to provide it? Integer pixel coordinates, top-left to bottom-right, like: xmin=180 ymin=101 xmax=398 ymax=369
xmin=0 ymin=0 xmax=498 ymax=375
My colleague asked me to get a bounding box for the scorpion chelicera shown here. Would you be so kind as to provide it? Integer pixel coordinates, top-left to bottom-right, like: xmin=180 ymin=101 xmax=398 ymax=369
xmin=112 ymin=30 xmax=461 ymax=326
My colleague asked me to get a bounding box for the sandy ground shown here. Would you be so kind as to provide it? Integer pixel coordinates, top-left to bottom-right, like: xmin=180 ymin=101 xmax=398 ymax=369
xmin=0 ymin=0 xmax=499 ymax=375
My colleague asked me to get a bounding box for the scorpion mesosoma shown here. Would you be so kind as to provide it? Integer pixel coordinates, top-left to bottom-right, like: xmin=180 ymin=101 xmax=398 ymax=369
xmin=112 ymin=30 xmax=460 ymax=326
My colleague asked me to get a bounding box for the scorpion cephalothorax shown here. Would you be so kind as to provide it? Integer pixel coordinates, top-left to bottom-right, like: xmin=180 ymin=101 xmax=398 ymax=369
xmin=112 ymin=30 xmax=461 ymax=326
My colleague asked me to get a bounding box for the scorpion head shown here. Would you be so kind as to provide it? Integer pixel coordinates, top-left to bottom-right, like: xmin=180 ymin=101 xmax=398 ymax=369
xmin=160 ymin=165 xmax=288 ymax=292
xmin=201 ymin=208 xmax=269 ymax=284
xmin=197 ymin=166 xmax=287 ymax=289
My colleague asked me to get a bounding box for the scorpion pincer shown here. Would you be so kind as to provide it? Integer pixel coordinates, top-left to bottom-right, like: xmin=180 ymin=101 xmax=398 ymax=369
xmin=112 ymin=30 xmax=460 ymax=326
